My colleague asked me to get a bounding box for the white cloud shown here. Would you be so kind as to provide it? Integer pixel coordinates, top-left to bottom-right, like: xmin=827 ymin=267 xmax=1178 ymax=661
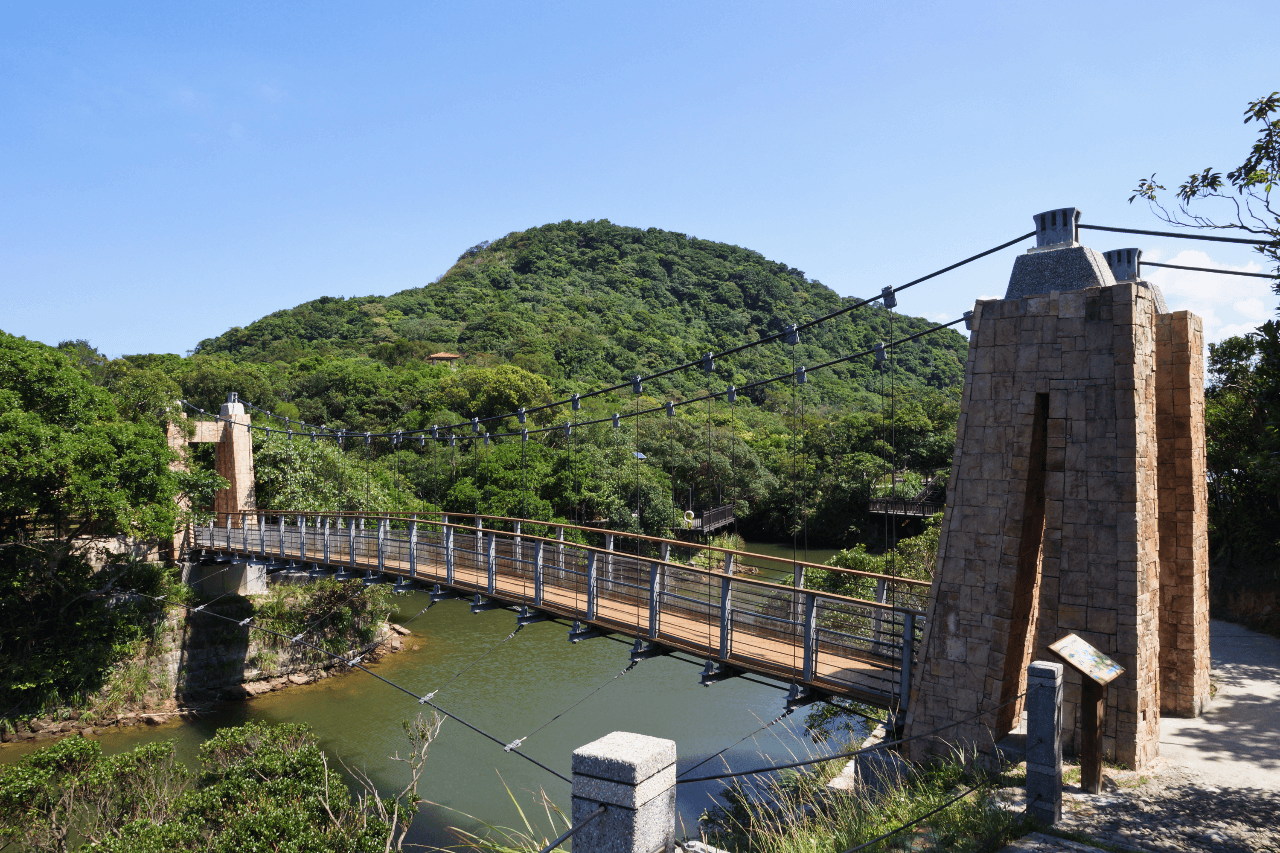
xmin=1140 ymin=249 xmax=1273 ymax=343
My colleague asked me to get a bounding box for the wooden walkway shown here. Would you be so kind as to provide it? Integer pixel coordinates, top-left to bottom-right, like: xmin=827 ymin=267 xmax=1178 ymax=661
xmin=194 ymin=511 xmax=931 ymax=710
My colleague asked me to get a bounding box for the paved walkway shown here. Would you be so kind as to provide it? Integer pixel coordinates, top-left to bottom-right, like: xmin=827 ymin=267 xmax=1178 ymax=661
xmin=1001 ymin=620 xmax=1280 ymax=853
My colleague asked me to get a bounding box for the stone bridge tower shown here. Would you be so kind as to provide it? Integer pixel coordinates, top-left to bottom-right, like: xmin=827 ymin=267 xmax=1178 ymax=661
xmin=167 ymin=393 xmax=256 ymax=555
xmin=904 ymin=208 xmax=1209 ymax=770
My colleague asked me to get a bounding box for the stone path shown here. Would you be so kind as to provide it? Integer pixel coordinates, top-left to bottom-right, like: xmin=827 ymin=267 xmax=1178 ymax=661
xmin=999 ymin=620 xmax=1280 ymax=853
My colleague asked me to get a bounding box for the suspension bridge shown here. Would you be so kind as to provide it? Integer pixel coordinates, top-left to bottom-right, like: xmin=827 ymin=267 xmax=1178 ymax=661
xmin=193 ymin=510 xmax=930 ymax=711
xmin=172 ymin=211 xmax=1272 ymax=770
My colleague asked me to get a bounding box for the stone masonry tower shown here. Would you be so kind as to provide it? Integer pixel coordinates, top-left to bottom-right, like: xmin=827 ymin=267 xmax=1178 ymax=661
xmin=904 ymin=208 xmax=1209 ymax=770
xmin=167 ymin=393 xmax=256 ymax=554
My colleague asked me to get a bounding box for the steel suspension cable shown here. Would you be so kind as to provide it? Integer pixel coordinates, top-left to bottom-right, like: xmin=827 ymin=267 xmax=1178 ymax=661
xmin=504 ymin=659 xmax=641 ymax=752
xmin=199 ymin=233 xmax=1037 ymax=443
xmin=677 ymin=707 xmax=795 ymax=780
xmin=124 ymin=587 xmax=572 ymax=784
xmin=419 ymin=623 xmax=525 ymax=704
xmin=675 ymin=692 xmax=1024 ymax=785
xmin=1079 ymin=223 xmax=1275 ymax=245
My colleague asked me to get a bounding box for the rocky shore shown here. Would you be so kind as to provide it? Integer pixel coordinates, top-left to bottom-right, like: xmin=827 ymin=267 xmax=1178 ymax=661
xmin=1 ymin=620 xmax=418 ymax=746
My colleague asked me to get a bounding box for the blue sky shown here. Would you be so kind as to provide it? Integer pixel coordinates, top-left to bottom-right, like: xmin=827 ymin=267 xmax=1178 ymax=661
xmin=2 ymin=1 xmax=1276 ymax=358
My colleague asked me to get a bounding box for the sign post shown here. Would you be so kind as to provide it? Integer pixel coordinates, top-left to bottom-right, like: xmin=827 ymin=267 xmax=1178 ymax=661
xmin=1048 ymin=633 xmax=1124 ymax=795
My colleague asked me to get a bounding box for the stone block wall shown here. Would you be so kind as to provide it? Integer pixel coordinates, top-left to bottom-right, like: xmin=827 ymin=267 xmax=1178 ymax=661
xmin=1156 ymin=312 xmax=1211 ymax=717
xmin=904 ymin=282 xmax=1192 ymax=770
xmin=166 ymin=401 xmax=256 ymax=556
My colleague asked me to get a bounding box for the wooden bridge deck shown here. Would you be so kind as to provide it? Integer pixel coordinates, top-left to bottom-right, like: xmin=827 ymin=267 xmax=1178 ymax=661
xmin=194 ymin=512 xmax=927 ymax=710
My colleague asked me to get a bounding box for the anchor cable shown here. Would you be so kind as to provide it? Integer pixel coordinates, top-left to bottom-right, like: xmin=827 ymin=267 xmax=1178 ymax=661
xmin=677 ymin=707 xmax=795 ymax=780
xmin=419 ymin=623 xmax=525 ymax=705
xmin=504 ymin=659 xmax=640 ymax=752
xmin=121 ymin=587 xmax=571 ymax=784
xmin=675 ymin=692 xmax=1024 ymax=784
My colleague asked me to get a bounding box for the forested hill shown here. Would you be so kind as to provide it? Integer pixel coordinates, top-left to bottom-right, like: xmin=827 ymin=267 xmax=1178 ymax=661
xmin=196 ymin=220 xmax=967 ymax=407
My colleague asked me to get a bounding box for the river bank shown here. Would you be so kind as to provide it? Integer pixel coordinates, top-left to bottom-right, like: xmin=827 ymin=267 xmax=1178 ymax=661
xmin=0 ymin=573 xmax=400 ymax=748
xmin=0 ymin=588 xmax=848 ymax=848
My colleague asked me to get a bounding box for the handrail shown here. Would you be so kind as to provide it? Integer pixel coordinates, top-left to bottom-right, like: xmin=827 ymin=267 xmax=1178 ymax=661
xmin=218 ymin=509 xmax=933 ymax=589
xmin=205 ymin=512 xmax=928 ymax=616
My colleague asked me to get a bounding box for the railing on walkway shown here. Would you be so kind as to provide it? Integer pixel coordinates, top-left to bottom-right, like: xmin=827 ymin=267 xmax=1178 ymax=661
xmin=689 ymin=504 xmax=735 ymax=532
xmin=193 ymin=510 xmax=931 ymax=710
xmin=868 ymin=498 xmax=945 ymax=518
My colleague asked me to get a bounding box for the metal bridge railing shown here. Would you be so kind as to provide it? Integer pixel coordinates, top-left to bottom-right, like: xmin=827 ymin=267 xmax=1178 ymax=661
xmin=194 ymin=510 xmax=928 ymax=710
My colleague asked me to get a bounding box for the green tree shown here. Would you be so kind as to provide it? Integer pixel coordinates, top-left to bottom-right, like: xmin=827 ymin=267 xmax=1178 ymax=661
xmin=1132 ymin=92 xmax=1280 ymax=286
xmin=0 ymin=332 xmax=220 ymax=715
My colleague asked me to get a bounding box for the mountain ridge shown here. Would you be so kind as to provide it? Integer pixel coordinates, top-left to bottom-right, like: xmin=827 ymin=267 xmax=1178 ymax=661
xmin=194 ymin=219 xmax=968 ymax=406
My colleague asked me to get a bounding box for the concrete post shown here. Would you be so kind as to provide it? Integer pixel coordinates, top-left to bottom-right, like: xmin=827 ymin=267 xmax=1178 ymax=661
xmin=572 ymin=731 xmax=676 ymax=853
xmin=1026 ymin=660 xmax=1064 ymax=825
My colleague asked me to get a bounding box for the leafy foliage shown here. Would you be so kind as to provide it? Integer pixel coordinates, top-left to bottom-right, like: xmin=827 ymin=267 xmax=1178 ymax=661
xmin=1201 ymin=324 xmax=1280 ymax=633
xmin=1131 ymin=92 xmax=1280 ymax=287
xmin=0 ymin=332 xmax=224 ymax=716
xmin=190 ymin=220 xmax=968 ymax=413
xmin=0 ymin=722 xmax=401 ymax=852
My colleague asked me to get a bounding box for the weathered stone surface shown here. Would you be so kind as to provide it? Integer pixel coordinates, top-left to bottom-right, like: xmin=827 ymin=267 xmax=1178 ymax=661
xmin=1005 ymin=246 xmax=1117 ymax=300
xmin=906 ymin=279 xmax=1208 ymax=773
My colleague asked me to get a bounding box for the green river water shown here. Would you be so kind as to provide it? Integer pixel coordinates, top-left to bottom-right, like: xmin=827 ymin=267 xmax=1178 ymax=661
xmin=0 ymin=541 xmax=856 ymax=848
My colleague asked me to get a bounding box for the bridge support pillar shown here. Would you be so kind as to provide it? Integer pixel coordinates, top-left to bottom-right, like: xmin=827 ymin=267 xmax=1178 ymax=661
xmin=572 ymin=731 xmax=676 ymax=853
xmin=906 ymin=214 xmax=1208 ymax=771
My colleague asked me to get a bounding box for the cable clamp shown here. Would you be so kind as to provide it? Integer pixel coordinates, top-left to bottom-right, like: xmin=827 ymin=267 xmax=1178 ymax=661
xmin=418 ymin=690 xmax=437 ymax=704
xmin=290 ymin=633 xmax=305 ymax=644
xmin=346 ymin=655 xmax=363 ymax=667
xmin=238 ymin=617 xmax=253 ymax=626
xmin=503 ymin=737 xmax=526 ymax=752
xmin=192 ymin=604 xmax=206 ymax=612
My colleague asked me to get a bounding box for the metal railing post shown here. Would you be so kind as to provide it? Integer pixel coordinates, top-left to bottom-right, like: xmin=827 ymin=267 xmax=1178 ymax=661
xmin=586 ymin=550 xmax=597 ymax=620
xmin=323 ymin=517 xmax=331 ymax=565
xmin=348 ymin=518 xmax=357 ymax=571
xmin=557 ymin=526 xmax=565 ymax=579
xmin=444 ymin=520 xmax=454 ymax=584
xmin=718 ymin=575 xmax=733 ymax=661
xmin=872 ymin=578 xmax=888 ymax=655
xmin=486 ymin=531 xmax=496 ymax=594
xmin=514 ymin=520 xmax=522 ymax=573
xmin=533 ymin=539 xmax=544 ymax=606
xmin=475 ymin=516 xmax=483 ymax=575
xmin=223 ymin=513 xmax=231 ymax=551
xmin=897 ymin=611 xmax=916 ymax=714
xmin=648 ymin=561 xmax=661 ymax=640
xmin=378 ymin=518 xmax=386 ymax=574
xmin=277 ymin=515 xmax=285 ymax=560
xmin=802 ymin=592 xmax=818 ymax=682
xmin=240 ymin=513 xmax=248 ymax=554
xmin=604 ymin=533 xmax=614 ymax=594
xmin=258 ymin=513 xmax=265 ymax=557
xmin=299 ymin=515 xmax=307 ymax=564
xmin=409 ymin=515 xmax=417 ymax=579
